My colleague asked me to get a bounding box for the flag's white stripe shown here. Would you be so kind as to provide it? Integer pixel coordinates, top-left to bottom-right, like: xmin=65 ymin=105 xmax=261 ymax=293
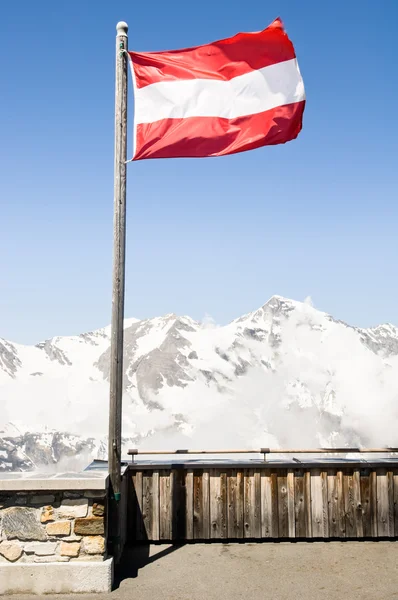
xmin=134 ymin=58 xmax=305 ymax=124
xmin=128 ymin=55 xmax=139 ymax=160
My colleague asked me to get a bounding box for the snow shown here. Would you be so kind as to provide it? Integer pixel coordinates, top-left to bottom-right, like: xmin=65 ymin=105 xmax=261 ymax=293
xmin=123 ymin=318 xmax=140 ymax=328
xmin=134 ymin=317 xmax=176 ymax=358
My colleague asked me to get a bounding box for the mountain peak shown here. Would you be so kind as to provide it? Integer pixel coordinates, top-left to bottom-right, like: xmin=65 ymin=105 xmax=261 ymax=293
xmin=262 ymin=295 xmax=316 ymax=310
xmin=233 ymin=295 xmax=299 ymax=325
xmin=265 ymin=294 xmax=292 ymax=303
xmin=262 ymin=294 xmax=296 ymax=308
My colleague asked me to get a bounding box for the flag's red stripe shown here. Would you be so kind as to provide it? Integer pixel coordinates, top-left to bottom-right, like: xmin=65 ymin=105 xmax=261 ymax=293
xmin=133 ymin=101 xmax=305 ymax=160
xmin=129 ymin=18 xmax=296 ymax=90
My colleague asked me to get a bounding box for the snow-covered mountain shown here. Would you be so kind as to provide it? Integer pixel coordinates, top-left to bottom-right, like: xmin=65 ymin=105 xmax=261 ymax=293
xmin=1 ymin=296 xmax=398 ymax=471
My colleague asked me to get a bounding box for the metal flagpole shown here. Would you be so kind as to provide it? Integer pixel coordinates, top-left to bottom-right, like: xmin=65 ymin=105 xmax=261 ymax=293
xmin=108 ymin=20 xmax=128 ymax=560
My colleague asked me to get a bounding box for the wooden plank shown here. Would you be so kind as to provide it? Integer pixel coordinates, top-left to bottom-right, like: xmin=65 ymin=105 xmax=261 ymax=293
xmin=243 ymin=469 xmax=261 ymax=538
xmin=336 ymin=470 xmax=346 ymax=537
xmin=388 ymin=470 xmax=394 ymax=537
xmin=202 ymin=470 xmax=210 ymax=539
xmin=151 ymin=470 xmax=160 ymax=541
xmin=261 ymin=469 xmax=278 ymax=538
xmin=294 ymin=469 xmax=305 ymax=538
xmin=128 ymin=475 xmax=135 ymax=541
xmin=236 ymin=470 xmax=244 ymax=538
xmin=278 ymin=469 xmax=289 ymax=538
xmin=254 ymin=470 xmax=261 ymax=538
xmin=377 ymin=469 xmax=390 ymax=537
xmin=227 ymin=469 xmax=244 ymax=539
xmin=193 ymin=470 xmax=204 ymax=539
xmin=321 ymin=471 xmax=329 ymax=538
xmin=271 ymin=471 xmax=279 ymax=537
xmin=370 ymin=470 xmax=378 ymax=537
xmin=142 ymin=471 xmax=153 ymax=540
xmin=227 ymin=469 xmax=237 ymax=538
xmin=261 ymin=469 xmax=271 ymax=537
xmin=243 ymin=469 xmax=251 ymax=538
xmin=210 ymin=469 xmax=227 ymax=539
xmin=394 ymin=471 xmax=398 ymax=538
xmin=129 ymin=473 xmax=139 ymax=541
xmin=172 ymin=468 xmax=185 ymax=541
xmin=327 ymin=470 xmax=338 ymax=538
xmin=287 ymin=469 xmax=295 ymax=538
xmin=344 ymin=470 xmax=356 ymax=537
xmin=128 ymin=476 xmax=134 ymax=540
xmin=304 ymin=470 xmax=312 ymax=538
xmin=185 ymin=470 xmax=194 ymax=540
xmin=159 ymin=469 xmax=172 ymax=540
xmin=310 ymin=469 xmax=321 ymax=537
xmin=311 ymin=468 xmax=326 ymax=537
xmin=133 ymin=471 xmax=145 ymax=541
xmin=360 ymin=470 xmax=371 ymax=537
xmin=220 ymin=471 xmax=228 ymax=539
xmin=353 ymin=470 xmax=363 ymax=538
xmin=193 ymin=469 xmax=211 ymax=540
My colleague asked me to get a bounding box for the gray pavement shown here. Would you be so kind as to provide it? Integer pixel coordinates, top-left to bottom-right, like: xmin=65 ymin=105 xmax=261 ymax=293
xmin=7 ymin=541 xmax=398 ymax=600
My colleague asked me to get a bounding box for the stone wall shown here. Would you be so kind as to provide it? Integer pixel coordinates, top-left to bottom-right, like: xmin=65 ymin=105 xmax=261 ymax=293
xmin=0 ymin=490 xmax=107 ymax=564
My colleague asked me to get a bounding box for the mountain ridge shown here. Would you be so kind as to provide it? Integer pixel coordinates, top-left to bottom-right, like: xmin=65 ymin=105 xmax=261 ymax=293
xmin=3 ymin=295 xmax=397 ymax=349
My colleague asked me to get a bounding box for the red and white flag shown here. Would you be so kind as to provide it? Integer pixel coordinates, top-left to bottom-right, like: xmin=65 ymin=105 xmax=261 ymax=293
xmin=128 ymin=18 xmax=305 ymax=160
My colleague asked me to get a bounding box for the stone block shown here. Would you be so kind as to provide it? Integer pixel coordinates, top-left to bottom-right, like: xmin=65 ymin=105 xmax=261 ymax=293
xmin=0 ymin=541 xmax=23 ymax=562
xmin=74 ymin=517 xmax=104 ymax=535
xmin=62 ymin=534 xmax=82 ymax=542
xmin=1 ymin=507 xmax=47 ymax=541
xmin=46 ymin=521 xmax=71 ymax=536
xmin=34 ymin=555 xmax=70 ymax=563
xmin=0 ymin=558 xmax=114 ymax=594
xmin=92 ymin=503 xmax=104 ymax=517
xmin=30 ymin=495 xmax=55 ymax=505
xmin=71 ymin=554 xmax=103 ymax=561
xmin=60 ymin=542 xmax=80 ymax=557
xmin=81 ymin=536 xmax=105 ymax=555
xmin=58 ymin=498 xmax=88 ymax=519
xmin=24 ymin=542 xmax=58 ymax=556
xmin=40 ymin=506 xmax=55 ymax=523
xmin=84 ymin=490 xmax=106 ymax=499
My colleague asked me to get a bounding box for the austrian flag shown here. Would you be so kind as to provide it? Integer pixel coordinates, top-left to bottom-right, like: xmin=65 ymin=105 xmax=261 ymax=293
xmin=128 ymin=18 xmax=305 ymax=160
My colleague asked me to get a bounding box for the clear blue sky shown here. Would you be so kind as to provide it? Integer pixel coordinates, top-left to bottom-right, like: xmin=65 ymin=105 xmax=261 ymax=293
xmin=1 ymin=0 xmax=397 ymax=344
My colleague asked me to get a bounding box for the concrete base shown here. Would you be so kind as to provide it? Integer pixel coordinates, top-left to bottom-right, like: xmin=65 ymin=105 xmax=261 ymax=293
xmin=0 ymin=558 xmax=113 ymax=594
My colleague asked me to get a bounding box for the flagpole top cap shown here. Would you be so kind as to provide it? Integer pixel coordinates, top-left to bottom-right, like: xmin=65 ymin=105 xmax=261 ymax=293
xmin=116 ymin=21 xmax=128 ymax=36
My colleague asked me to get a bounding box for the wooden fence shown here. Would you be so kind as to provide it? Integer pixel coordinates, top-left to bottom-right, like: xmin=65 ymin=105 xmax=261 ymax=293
xmin=128 ymin=463 xmax=398 ymax=541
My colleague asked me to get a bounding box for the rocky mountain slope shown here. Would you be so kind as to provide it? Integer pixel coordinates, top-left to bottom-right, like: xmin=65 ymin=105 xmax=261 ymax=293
xmin=1 ymin=296 xmax=398 ymax=471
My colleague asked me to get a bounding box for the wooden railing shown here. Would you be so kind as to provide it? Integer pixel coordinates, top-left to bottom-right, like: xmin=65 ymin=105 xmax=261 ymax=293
xmin=128 ymin=447 xmax=398 ymax=462
xmin=127 ymin=455 xmax=398 ymax=542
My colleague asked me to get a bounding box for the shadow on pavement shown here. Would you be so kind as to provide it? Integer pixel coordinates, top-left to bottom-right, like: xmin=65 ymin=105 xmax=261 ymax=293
xmin=114 ymin=543 xmax=185 ymax=587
